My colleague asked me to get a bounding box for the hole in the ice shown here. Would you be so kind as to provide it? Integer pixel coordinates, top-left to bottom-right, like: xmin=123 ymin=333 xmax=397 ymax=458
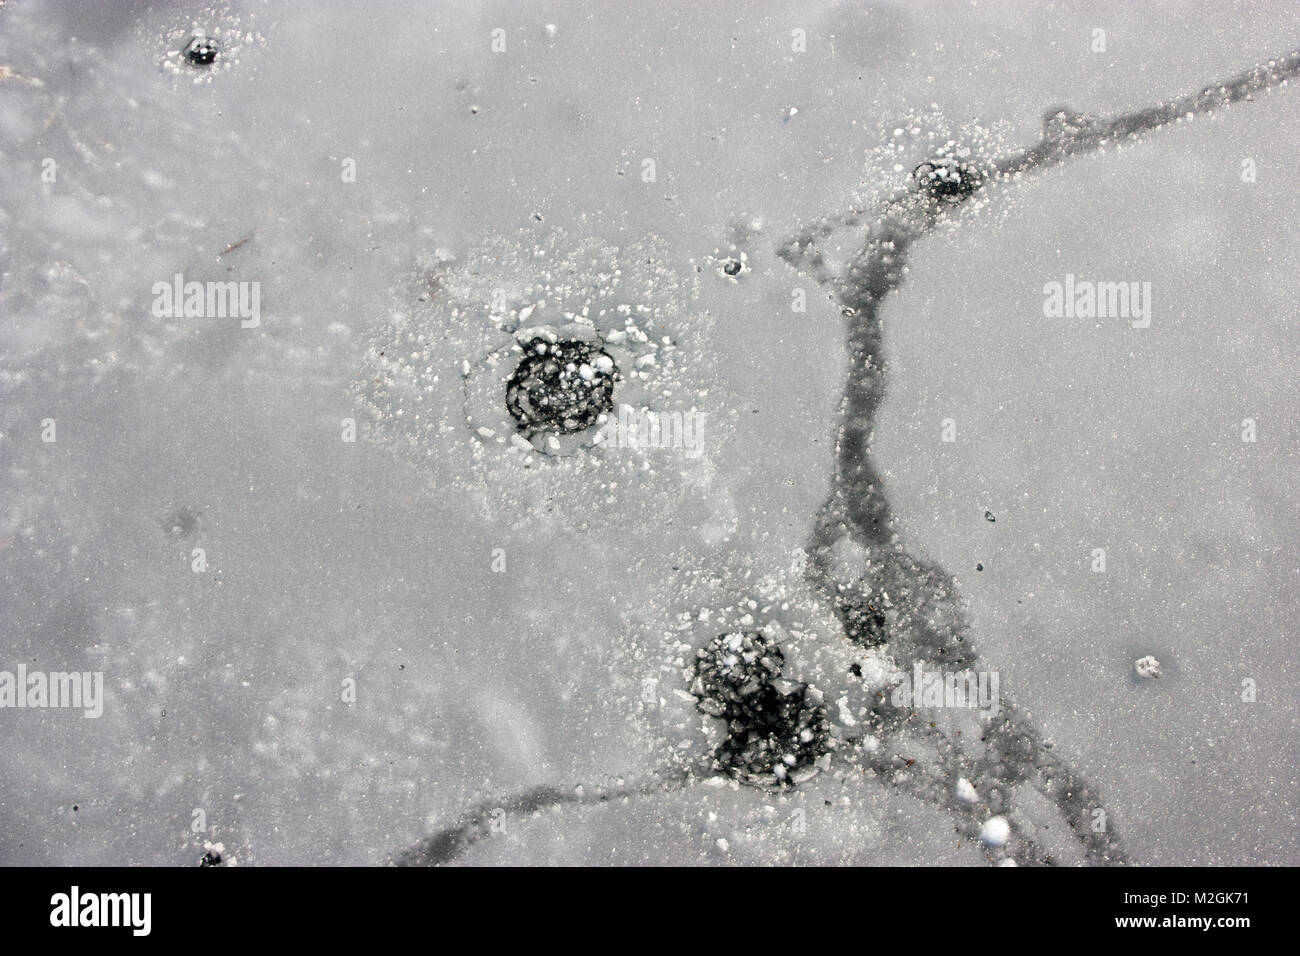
xmin=505 ymin=338 xmax=618 ymax=436
xmin=690 ymin=631 xmax=831 ymax=788
xmin=691 ymin=631 xmax=786 ymax=714
xmin=912 ymin=153 xmax=983 ymax=202
xmin=715 ymin=251 xmax=749 ymax=280
xmin=183 ymin=36 xmax=219 ymax=66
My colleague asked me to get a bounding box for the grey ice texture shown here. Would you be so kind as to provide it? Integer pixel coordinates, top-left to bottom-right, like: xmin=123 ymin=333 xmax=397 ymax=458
xmin=1 ymin=0 xmax=1297 ymax=865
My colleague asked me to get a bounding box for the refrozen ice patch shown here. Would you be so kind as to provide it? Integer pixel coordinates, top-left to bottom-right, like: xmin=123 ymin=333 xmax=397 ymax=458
xmin=611 ymin=550 xmax=900 ymax=792
xmin=504 ymin=337 xmax=616 ymax=439
xmin=688 ymin=629 xmax=833 ymax=788
xmin=353 ymin=228 xmax=725 ymax=534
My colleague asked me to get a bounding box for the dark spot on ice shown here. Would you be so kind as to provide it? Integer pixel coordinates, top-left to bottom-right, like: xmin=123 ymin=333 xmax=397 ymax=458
xmin=913 ymin=156 xmax=983 ymax=202
xmin=984 ymin=510 xmax=996 ymax=522
xmin=183 ymin=36 xmax=219 ymax=66
xmin=722 ymin=258 xmax=743 ymax=276
xmin=161 ymin=506 xmax=201 ymax=539
xmin=505 ymin=338 xmax=617 ymax=436
xmin=692 ymin=631 xmax=784 ymax=710
xmin=841 ymin=593 xmax=889 ymax=648
xmin=690 ymin=631 xmax=831 ymax=787
xmin=976 ymin=563 xmax=984 ymax=571
xmin=200 ymin=850 xmax=223 ymax=867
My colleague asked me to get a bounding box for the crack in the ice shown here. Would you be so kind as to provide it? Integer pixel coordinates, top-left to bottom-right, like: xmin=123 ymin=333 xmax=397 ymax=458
xmin=389 ymin=770 xmax=703 ymax=866
xmin=780 ymin=49 xmax=1300 ymax=867
xmin=392 ymin=50 xmax=1299 ymax=867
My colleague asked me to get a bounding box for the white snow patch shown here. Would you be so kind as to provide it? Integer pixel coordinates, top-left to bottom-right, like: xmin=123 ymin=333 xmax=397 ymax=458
xmin=980 ymin=815 xmax=1011 ymax=848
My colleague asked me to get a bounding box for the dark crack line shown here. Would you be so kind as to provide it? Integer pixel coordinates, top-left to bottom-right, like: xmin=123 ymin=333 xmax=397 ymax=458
xmin=392 ymin=50 xmax=1298 ymax=869
xmin=781 ymin=49 xmax=1300 ymax=866
xmin=389 ymin=768 xmax=705 ymax=866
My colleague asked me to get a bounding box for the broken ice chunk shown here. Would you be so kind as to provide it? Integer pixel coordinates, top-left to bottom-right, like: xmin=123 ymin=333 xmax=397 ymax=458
xmin=1134 ymin=655 xmax=1161 ymax=680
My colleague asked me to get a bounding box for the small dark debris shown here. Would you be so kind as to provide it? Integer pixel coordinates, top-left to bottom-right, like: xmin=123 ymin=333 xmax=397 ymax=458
xmin=984 ymin=510 xmax=996 ymax=522
xmin=722 ymin=258 xmax=743 ymax=276
xmin=976 ymin=563 xmax=984 ymax=571
xmin=200 ymin=850 xmax=223 ymax=867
